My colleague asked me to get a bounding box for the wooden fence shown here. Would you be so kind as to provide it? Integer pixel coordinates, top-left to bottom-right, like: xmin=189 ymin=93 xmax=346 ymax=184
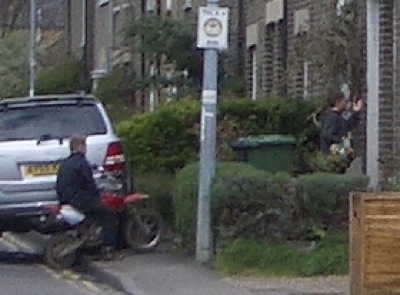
xmin=350 ymin=192 xmax=400 ymax=294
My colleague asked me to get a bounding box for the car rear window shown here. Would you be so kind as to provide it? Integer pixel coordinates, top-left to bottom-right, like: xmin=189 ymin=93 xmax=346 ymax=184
xmin=0 ymin=104 xmax=107 ymax=141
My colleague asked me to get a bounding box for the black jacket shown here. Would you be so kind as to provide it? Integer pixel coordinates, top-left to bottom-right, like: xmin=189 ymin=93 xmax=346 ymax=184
xmin=56 ymin=153 xmax=99 ymax=205
xmin=320 ymin=109 xmax=361 ymax=154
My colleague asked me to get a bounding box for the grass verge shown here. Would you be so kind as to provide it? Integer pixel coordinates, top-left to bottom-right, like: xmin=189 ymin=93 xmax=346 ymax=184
xmin=214 ymin=233 xmax=348 ymax=277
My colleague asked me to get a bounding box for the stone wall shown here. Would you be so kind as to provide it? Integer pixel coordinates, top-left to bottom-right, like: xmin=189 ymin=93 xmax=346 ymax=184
xmin=243 ymin=0 xmax=286 ymax=99
xmin=393 ymin=0 xmax=400 ymax=175
xmin=378 ymin=0 xmax=395 ymax=178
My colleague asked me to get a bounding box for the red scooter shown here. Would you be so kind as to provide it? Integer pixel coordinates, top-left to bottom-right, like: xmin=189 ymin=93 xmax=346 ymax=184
xmin=44 ymin=170 xmax=163 ymax=270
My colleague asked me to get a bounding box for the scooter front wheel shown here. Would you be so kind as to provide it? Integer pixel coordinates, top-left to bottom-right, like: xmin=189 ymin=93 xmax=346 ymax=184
xmin=44 ymin=233 xmax=78 ymax=270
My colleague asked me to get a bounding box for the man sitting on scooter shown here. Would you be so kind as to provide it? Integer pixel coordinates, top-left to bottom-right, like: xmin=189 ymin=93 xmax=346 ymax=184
xmin=56 ymin=134 xmax=120 ymax=260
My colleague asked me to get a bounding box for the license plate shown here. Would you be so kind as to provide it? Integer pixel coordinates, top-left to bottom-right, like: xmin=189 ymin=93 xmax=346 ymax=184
xmin=22 ymin=163 xmax=60 ymax=178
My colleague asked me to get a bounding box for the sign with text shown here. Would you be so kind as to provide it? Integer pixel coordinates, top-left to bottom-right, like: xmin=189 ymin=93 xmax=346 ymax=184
xmin=197 ymin=7 xmax=229 ymax=50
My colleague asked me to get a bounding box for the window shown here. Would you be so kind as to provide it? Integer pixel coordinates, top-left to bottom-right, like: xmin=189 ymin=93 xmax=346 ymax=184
xmin=0 ymin=104 xmax=107 ymax=142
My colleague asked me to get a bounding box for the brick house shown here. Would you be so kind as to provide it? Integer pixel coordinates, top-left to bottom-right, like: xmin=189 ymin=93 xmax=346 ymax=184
xmin=64 ymin=0 xmax=400 ymax=189
xmin=66 ymin=0 xmax=244 ymax=110
xmin=283 ymin=0 xmax=400 ymax=189
xmin=242 ymin=0 xmax=365 ymax=100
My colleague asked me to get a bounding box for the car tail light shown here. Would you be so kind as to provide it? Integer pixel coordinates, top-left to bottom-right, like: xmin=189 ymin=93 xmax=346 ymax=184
xmin=104 ymin=142 xmax=126 ymax=172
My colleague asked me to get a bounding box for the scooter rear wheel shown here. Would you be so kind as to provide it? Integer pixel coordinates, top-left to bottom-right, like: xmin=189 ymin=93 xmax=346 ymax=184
xmin=44 ymin=233 xmax=78 ymax=270
xmin=123 ymin=209 xmax=163 ymax=253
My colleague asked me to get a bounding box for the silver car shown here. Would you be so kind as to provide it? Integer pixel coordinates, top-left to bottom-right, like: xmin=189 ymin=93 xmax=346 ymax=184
xmin=0 ymin=94 xmax=131 ymax=234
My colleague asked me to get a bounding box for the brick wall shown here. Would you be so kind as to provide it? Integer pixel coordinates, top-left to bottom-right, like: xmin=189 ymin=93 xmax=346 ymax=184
xmin=286 ymin=0 xmax=337 ymax=98
xmin=243 ymin=0 xmax=287 ymax=99
xmin=244 ymin=0 xmax=264 ymax=98
xmin=286 ymin=0 xmax=307 ymax=98
xmin=379 ymin=0 xmax=395 ymax=178
xmin=393 ymin=0 xmax=400 ymax=175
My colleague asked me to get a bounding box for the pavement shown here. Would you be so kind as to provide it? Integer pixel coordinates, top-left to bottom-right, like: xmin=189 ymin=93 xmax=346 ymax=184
xmin=2 ymin=232 xmax=349 ymax=295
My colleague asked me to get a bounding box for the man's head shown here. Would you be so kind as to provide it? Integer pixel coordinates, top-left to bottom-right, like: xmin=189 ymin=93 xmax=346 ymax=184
xmin=328 ymin=92 xmax=347 ymax=112
xmin=69 ymin=134 xmax=87 ymax=155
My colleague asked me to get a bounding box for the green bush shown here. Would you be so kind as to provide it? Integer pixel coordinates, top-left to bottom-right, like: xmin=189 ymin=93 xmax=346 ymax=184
xmin=307 ymin=152 xmax=350 ymax=174
xmin=118 ymin=99 xmax=200 ymax=173
xmin=36 ymin=57 xmax=82 ymax=95
xmin=174 ymin=162 xmax=369 ymax=248
xmin=298 ymin=173 xmax=369 ymax=230
xmin=218 ymin=98 xmax=320 ymax=138
xmin=117 ymin=98 xmax=322 ymax=173
xmin=173 ymin=162 xmax=303 ymax=246
xmin=134 ymin=172 xmax=175 ymax=225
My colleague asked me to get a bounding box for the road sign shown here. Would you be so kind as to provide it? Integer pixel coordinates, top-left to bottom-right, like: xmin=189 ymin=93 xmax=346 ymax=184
xmin=197 ymin=7 xmax=229 ymax=50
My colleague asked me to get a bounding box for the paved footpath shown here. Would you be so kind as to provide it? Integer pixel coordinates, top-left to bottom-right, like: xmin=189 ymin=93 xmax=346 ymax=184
xmin=92 ymin=251 xmax=349 ymax=295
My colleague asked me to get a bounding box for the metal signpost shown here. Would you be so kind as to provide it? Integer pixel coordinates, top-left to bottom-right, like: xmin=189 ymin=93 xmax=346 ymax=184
xmin=196 ymin=2 xmax=229 ymax=263
xmin=29 ymin=0 xmax=37 ymax=98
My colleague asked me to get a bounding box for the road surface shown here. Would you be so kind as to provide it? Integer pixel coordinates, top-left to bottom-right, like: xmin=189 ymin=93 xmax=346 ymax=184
xmin=0 ymin=238 xmax=124 ymax=295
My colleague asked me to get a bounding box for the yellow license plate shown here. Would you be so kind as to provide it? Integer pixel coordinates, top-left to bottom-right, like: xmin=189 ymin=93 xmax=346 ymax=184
xmin=23 ymin=163 xmax=60 ymax=177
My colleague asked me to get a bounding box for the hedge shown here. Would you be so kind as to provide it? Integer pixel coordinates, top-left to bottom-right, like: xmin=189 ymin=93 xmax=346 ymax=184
xmin=117 ymin=98 xmax=322 ymax=174
xmin=134 ymin=172 xmax=175 ymax=224
xmin=174 ymin=162 xmax=304 ymax=245
xmin=173 ymin=162 xmax=369 ymax=247
xmin=298 ymin=173 xmax=369 ymax=229
xmin=118 ymin=100 xmax=200 ymax=173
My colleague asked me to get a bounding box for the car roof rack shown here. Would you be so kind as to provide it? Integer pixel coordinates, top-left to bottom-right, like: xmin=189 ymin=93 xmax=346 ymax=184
xmin=0 ymin=93 xmax=98 ymax=104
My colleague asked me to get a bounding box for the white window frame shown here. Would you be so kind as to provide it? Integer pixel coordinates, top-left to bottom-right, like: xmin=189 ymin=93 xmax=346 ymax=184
xmin=251 ymin=48 xmax=258 ymax=100
xmin=303 ymin=61 xmax=309 ymax=99
xmin=166 ymin=0 xmax=173 ymax=12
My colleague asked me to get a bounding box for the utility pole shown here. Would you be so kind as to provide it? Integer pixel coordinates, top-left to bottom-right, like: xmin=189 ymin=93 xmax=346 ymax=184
xmin=196 ymin=1 xmax=229 ymax=263
xmin=29 ymin=0 xmax=36 ymax=98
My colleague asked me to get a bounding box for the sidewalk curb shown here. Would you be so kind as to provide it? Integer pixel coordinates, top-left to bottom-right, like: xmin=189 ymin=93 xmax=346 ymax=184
xmin=85 ymin=261 xmax=134 ymax=295
xmin=2 ymin=231 xmax=142 ymax=295
xmin=86 ymin=261 xmax=147 ymax=295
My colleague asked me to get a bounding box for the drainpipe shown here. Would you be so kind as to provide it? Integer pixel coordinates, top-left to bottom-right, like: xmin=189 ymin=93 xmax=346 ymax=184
xmin=81 ymin=0 xmax=88 ymax=91
xmin=66 ymin=0 xmax=71 ymax=55
xmin=282 ymin=0 xmax=288 ymax=97
xmin=237 ymin=0 xmax=245 ymax=77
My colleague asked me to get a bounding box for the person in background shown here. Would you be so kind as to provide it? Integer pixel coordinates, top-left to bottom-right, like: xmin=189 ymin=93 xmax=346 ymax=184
xmin=320 ymin=92 xmax=363 ymax=155
xmin=56 ymin=134 xmax=120 ymax=260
